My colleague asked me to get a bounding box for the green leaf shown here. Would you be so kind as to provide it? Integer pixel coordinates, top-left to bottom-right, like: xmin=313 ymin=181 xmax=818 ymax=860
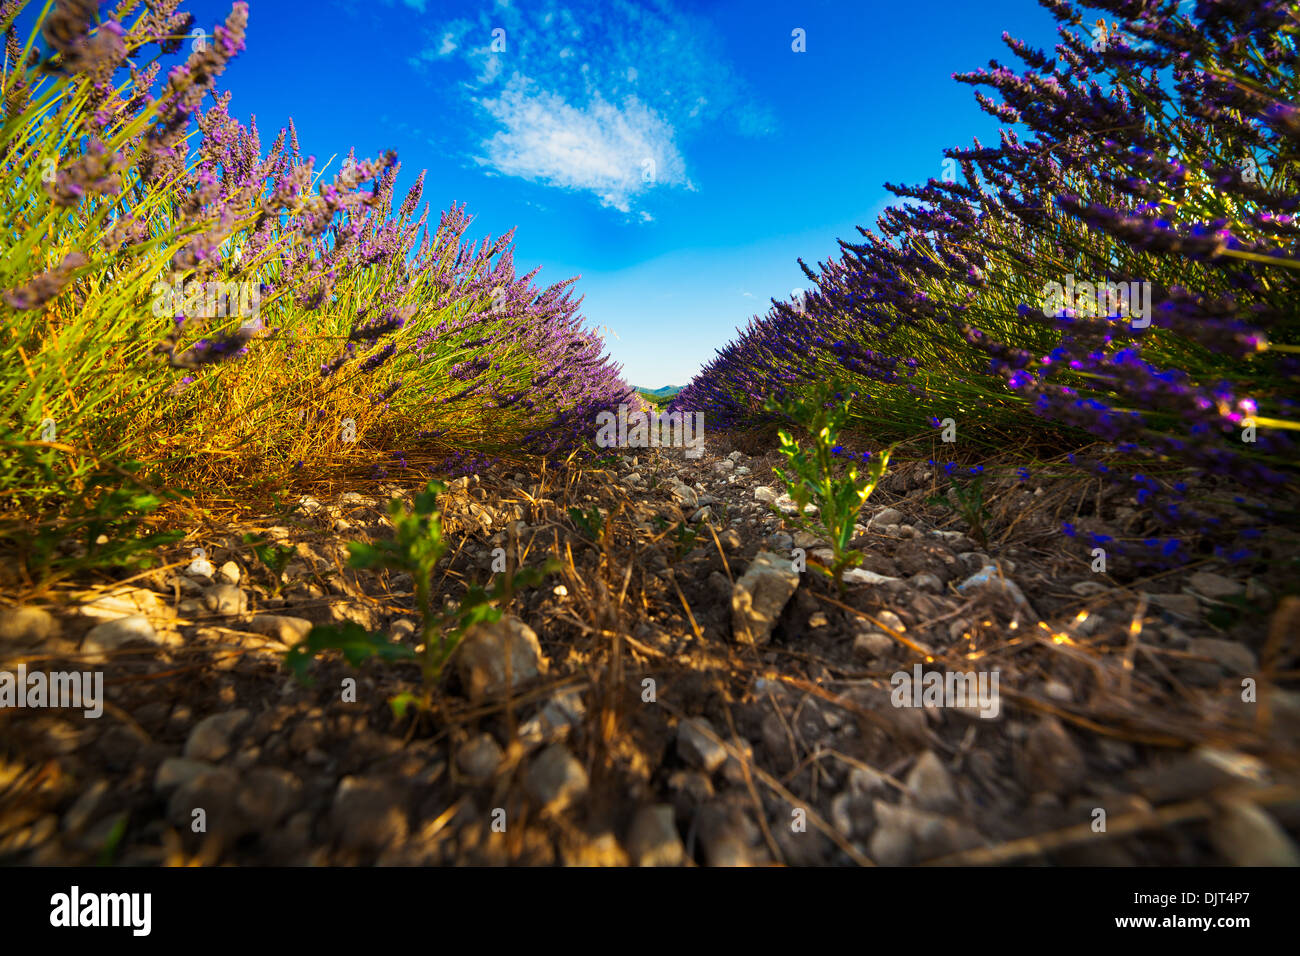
xmin=283 ymin=622 xmax=416 ymax=684
xmin=389 ymin=692 xmax=419 ymax=721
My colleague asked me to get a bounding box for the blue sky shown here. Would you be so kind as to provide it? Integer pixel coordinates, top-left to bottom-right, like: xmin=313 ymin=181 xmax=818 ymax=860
xmin=172 ymin=0 xmax=1069 ymax=385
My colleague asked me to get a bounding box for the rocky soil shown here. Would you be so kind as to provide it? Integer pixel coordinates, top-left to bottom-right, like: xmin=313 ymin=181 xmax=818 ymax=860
xmin=2 ymin=435 xmax=1298 ymax=866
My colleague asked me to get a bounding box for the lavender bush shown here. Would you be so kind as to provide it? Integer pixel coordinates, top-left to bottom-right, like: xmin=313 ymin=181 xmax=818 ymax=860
xmin=0 ymin=0 xmax=631 ymax=552
xmin=672 ymin=0 xmax=1298 ymax=571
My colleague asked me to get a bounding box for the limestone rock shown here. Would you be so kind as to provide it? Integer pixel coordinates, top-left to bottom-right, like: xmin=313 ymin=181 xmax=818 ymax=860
xmin=732 ymin=551 xmax=799 ymax=645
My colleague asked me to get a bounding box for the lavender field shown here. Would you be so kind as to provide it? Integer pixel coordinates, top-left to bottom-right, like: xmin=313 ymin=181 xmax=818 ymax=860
xmin=0 ymin=0 xmax=1297 ymax=893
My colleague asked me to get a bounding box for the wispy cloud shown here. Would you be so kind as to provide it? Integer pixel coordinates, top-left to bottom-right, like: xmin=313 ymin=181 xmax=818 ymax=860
xmin=475 ymin=79 xmax=687 ymax=213
xmin=408 ymin=0 xmax=773 ymax=216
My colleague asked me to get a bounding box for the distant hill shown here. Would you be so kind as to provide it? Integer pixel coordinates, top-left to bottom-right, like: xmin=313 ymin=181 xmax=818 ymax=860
xmin=635 ymin=385 xmax=682 ymax=399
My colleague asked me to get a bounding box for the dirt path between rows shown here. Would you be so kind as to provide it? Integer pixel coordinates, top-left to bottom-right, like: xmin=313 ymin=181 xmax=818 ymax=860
xmin=2 ymin=434 xmax=1298 ymax=865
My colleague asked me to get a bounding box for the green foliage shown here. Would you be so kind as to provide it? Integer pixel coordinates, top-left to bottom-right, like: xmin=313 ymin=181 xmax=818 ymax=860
xmin=0 ymin=461 xmax=186 ymax=586
xmin=282 ymin=621 xmax=417 ymax=685
xmin=652 ymin=515 xmax=697 ymax=560
xmin=670 ymin=520 xmax=697 ymax=559
xmin=929 ymin=471 xmax=992 ymax=548
xmin=95 ymin=813 xmax=128 ymax=867
xmin=346 ymin=482 xmax=450 ymax=620
xmin=284 ymin=480 xmax=557 ymax=693
xmin=240 ymin=532 xmax=296 ymax=596
xmin=765 ymin=383 xmax=892 ymax=589
xmin=388 ymin=691 xmax=419 ymax=722
xmin=568 ymin=504 xmax=605 ymax=542
xmin=427 ymin=559 xmax=558 ymax=678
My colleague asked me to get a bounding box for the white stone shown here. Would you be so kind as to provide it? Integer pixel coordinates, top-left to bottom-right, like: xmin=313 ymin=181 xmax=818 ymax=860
xmin=731 ymin=551 xmax=800 ymax=645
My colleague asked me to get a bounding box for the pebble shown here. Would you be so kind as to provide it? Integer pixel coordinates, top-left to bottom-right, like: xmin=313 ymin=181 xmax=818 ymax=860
xmin=677 ymin=717 xmax=728 ymax=774
xmin=0 ymin=606 xmax=59 ymax=646
xmin=731 ymin=551 xmax=800 ymax=645
xmin=841 ymin=568 xmax=901 ymax=586
xmin=717 ymin=528 xmax=742 ymax=551
xmin=332 ymin=776 xmax=408 ymax=851
xmin=203 ymin=584 xmax=248 ymax=616
xmin=1146 ymin=591 xmax=1199 ymax=620
xmin=1018 ymin=716 xmax=1086 ymax=792
xmin=525 ymin=744 xmax=589 ymax=814
xmin=455 ymin=615 xmax=548 ymax=701
xmin=905 ymin=751 xmax=958 ymax=813
xmin=793 ymin=531 xmax=824 ymax=549
xmin=626 ymin=805 xmax=685 ymax=866
xmin=518 ymin=690 xmax=585 ymax=745
xmin=774 ymin=494 xmax=817 ymax=516
xmin=1187 ymin=637 xmax=1257 ymax=675
xmin=79 ymin=585 xmax=169 ymax=622
xmin=82 ymin=615 xmax=159 ymax=657
xmin=869 ymin=507 xmax=905 ymax=529
xmin=699 ymin=811 xmax=755 ymax=867
xmin=217 ymin=561 xmax=242 ymax=584
xmin=154 ymin=757 xmax=216 ymax=793
xmin=247 ymin=614 xmax=313 ymax=646
xmin=667 ymin=770 xmax=715 ymax=809
xmin=237 ymin=767 xmax=302 ymax=830
xmin=849 ymin=766 xmax=887 ymax=797
xmin=672 ymin=485 xmax=698 ymax=507
xmin=1209 ymin=800 xmax=1300 ymax=866
xmin=876 ymin=610 xmax=906 ymax=632
xmin=167 ymin=767 xmax=245 ymax=842
xmin=183 ymin=709 xmax=249 ymax=762
xmin=1130 ymin=747 xmax=1269 ymax=804
xmin=957 ymin=565 xmax=1033 ymax=612
xmin=870 ymin=799 xmax=981 ymax=865
xmin=710 ymin=734 xmax=754 ymax=787
xmin=1188 ymin=571 xmax=1244 ymax=601
xmin=1043 ymin=679 xmax=1073 ymax=702
xmin=456 ymin=733 xmax=503 ymax=781
xmin=853 ymin=630 xmax=894 ymax=659
xmin=389 ymin=617 xmax=420 ymax=642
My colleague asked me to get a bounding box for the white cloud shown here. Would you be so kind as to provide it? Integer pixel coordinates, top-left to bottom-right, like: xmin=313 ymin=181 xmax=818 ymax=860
xmin=408 ymin=0 xmax=772 ymax=216
xmin=476 ymin=78 xmax=688 ymax=212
